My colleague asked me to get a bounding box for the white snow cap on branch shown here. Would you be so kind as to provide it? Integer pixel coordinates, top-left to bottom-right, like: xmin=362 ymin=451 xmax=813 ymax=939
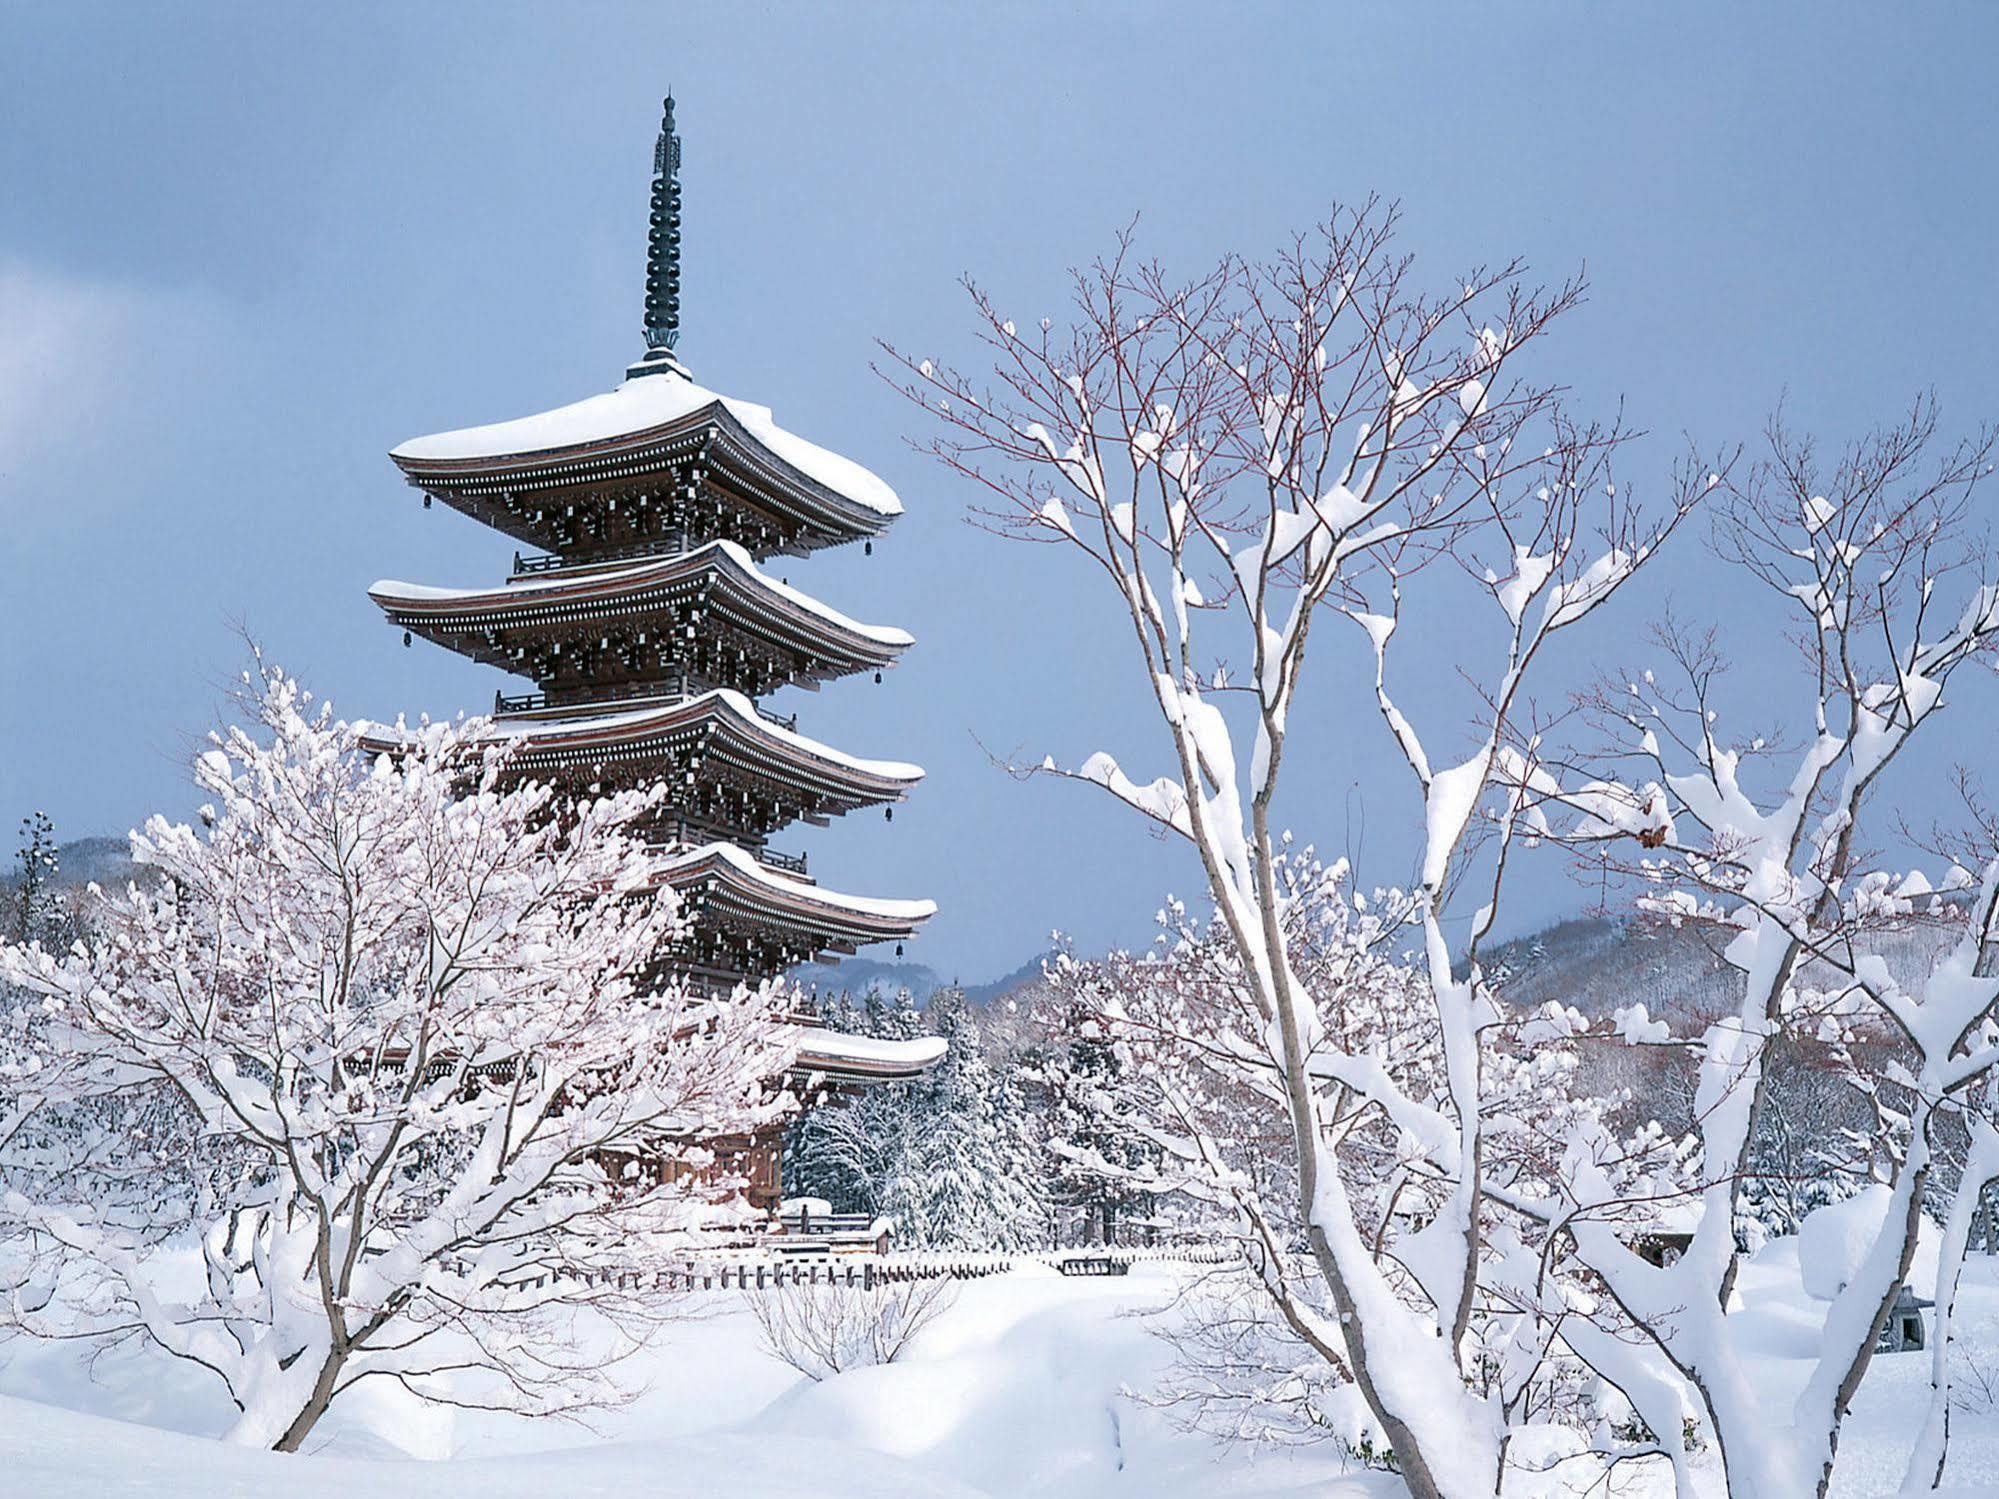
xmin=1612 ymin=1003 xmax=1672 ymax=1045
xmin=1076 ymin=751 xmax=1193 ymax=836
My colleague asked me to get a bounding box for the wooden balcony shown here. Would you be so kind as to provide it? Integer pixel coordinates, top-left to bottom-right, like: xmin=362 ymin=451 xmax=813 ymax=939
xmin=492 ymin=685 xmax=796 ymax=734
xmin=760 ymin=847 xmax=808 ymax=877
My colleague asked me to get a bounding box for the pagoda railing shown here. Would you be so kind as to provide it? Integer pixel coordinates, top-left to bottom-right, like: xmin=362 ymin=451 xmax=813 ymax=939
xmin=492 ymin=685 xmax=798 ymax=732
xmin=643 ymin=836 xmax=809 ymax=879
xmin=761 ymin=848 xmax=809 ymax=877
xmin=509 ymin=531 xmax=703 ymax=576
xmin=495 ymin=685 xmax=661 ymax=715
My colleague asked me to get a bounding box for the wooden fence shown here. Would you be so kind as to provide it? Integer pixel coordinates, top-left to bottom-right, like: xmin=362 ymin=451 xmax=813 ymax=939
xmin=465 ymin=1243 xmax=1240 ymax=1294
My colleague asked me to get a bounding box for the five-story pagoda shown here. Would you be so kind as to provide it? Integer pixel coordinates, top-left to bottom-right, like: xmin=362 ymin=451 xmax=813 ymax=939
xmin=370 ymin=96 xmax=938 ymax=1093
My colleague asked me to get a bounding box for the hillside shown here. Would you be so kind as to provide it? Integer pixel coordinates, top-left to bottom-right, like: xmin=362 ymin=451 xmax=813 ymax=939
xmin=1484 ymin=903 xmax=1969 ymax=1022
xmin=1 ymin=835 xmax=140 ymax=895
xmin=790 ymin=951 xmax=1056 ymax=1009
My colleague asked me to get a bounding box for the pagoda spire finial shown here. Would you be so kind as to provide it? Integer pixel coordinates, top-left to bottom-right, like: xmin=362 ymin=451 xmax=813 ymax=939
xmin=642 ymin=93 xmax=684 ymax=355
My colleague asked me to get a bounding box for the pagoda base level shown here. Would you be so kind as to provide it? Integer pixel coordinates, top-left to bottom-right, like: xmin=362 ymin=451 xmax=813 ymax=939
xmin=648 ymin=1127 xmax=781 ymax=1213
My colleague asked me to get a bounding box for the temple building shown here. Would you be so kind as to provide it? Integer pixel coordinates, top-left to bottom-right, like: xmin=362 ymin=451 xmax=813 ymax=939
xmin=368 ymin=97 xmax=941 ymax=1144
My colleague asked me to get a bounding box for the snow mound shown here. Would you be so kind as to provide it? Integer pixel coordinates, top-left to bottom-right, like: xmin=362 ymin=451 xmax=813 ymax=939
xmin=752 ymin=1266 xmax=1389 ymax=1498
xmin=1799 ymin=1188 xmax=1892 ymax=1301
xmin=1795 ymin=1188 xmax=1940 ymax=1302
xmin=757 ymin=1267 xmax=1172 ymax=1495
xmin=0 ymin=1396 xmax=980 ymax=1499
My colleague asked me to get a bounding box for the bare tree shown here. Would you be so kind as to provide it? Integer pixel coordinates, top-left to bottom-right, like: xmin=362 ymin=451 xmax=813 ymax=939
xmin=887 ymin=204 xmax=1704 ymax=1498
xmin=1045 ymin=851 xmax=1698 ymax=1485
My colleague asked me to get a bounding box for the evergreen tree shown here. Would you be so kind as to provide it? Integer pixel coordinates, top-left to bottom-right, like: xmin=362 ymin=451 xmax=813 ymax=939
xmin=781 ymin=990 xmax=882 ymax=1210
xmin=1039 ymin=986 xmax=1156 ymax=1245
xmin=892 ymin=990 xmax=1042 ymax=1250
xmin=882 ymin=986 xmax=926 ymax=1040
xmin=782 ymin=985 xmax=1052 ymax=1248
xmin=861 ymin=986 xmax=891 ymax=1038
xmin=12 ymin=812 xmax=61 ymax=947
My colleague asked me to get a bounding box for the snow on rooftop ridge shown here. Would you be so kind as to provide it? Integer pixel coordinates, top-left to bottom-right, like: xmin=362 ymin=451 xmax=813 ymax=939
xmin=369 ymin=539 xmax=915 ymax=650
xmin=485 ymin=688 xmax=925 ymax=784
xmin=710 ymin=539 xmax=914 ymax=649
xmin=794 ymin=1030 xmax=948 ymax=1071
xmin=659 ymin=840 xmax=938 ymax=924
xmin=390 ymin=369 xmax=903 ymax=518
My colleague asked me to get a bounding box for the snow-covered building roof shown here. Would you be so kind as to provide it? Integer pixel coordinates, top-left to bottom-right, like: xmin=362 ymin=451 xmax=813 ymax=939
xmin=496 ymin=687 xmax=920 ymax=778
xmin=791 ymin=1028 xmax=947 ymax=1084
xmin=370 ymin=539 xmax=912 ymax=688
xmin=656 ymin=841 xmax=935 ymax=958
xmin=358 ymin=688 xmax=923 ymax=824
xmin=393 ymin=372 xmax=899 ymax=516
xmin=492 ymin=688 xmax=923 ymax=815
xmin=388 ymin=366 xmax=902 ymax=558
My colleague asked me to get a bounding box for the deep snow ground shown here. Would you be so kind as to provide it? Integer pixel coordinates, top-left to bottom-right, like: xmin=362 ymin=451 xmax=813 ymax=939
xmin=1 ymin=1250 xmax=1996 ymax=1497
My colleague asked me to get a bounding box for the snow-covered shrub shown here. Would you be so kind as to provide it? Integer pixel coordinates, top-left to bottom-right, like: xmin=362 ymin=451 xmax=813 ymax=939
xmin=746 ymin=1276 xmax=956 ymax=1381
xmin=0 ymin=663 xmax=796 ymax=1451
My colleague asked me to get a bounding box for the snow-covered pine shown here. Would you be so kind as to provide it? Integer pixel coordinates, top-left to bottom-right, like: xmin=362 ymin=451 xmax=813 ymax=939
xmin=887 ymin=991 xmax=1044 ymax=1252
xmin=893 ymin=206 xmax=1704 ymax=1499
xmin=1026 ymin=975 xmax=1159 ymax=1246
xmin=783 ymin=988 xmax=1044 ymax=1249
xmin=0 ymin=664 xmax=795 ymax=1452
xmin=10 ymin=811 xmax=64 ymax=947
xmin=783 ymin=992 xmax=855 ymax=1204
xmin=783 ymin=991 xmax=909 ymax=1213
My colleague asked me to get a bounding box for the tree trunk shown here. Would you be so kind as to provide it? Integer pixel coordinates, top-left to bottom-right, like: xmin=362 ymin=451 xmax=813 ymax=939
xmin=270 ymin=1345 xmax=349 ymax=1454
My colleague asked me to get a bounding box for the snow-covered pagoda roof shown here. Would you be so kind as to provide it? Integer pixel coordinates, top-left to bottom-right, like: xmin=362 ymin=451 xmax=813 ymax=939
xmin=370 ymin=539 xmax=912 ymax=684
xmin=658 ymin=841 xmax=935 ymax=955
xmin=389 ymin=367 xmax=902 ymax=552
xmin=792 ymin=1028 xmax=947 ymax=1084
xmin=490 ymin=688 xmax=923 ymax=811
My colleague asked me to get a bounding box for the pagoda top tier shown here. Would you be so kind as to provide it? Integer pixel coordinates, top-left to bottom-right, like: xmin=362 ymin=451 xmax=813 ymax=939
xmin=390 ymin=367 xmax=901 ymax=560
xmin=388 ymin=95 xmax=900 ymax=565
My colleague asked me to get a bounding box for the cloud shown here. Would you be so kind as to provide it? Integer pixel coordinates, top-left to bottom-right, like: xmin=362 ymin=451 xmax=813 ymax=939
xmin=0 ymin=260 xmax=143 ymax=474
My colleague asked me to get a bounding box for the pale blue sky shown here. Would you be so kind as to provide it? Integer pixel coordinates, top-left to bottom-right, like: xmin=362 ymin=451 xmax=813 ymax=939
xmin=4 ymin=5 xmax=1998 ymax=980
